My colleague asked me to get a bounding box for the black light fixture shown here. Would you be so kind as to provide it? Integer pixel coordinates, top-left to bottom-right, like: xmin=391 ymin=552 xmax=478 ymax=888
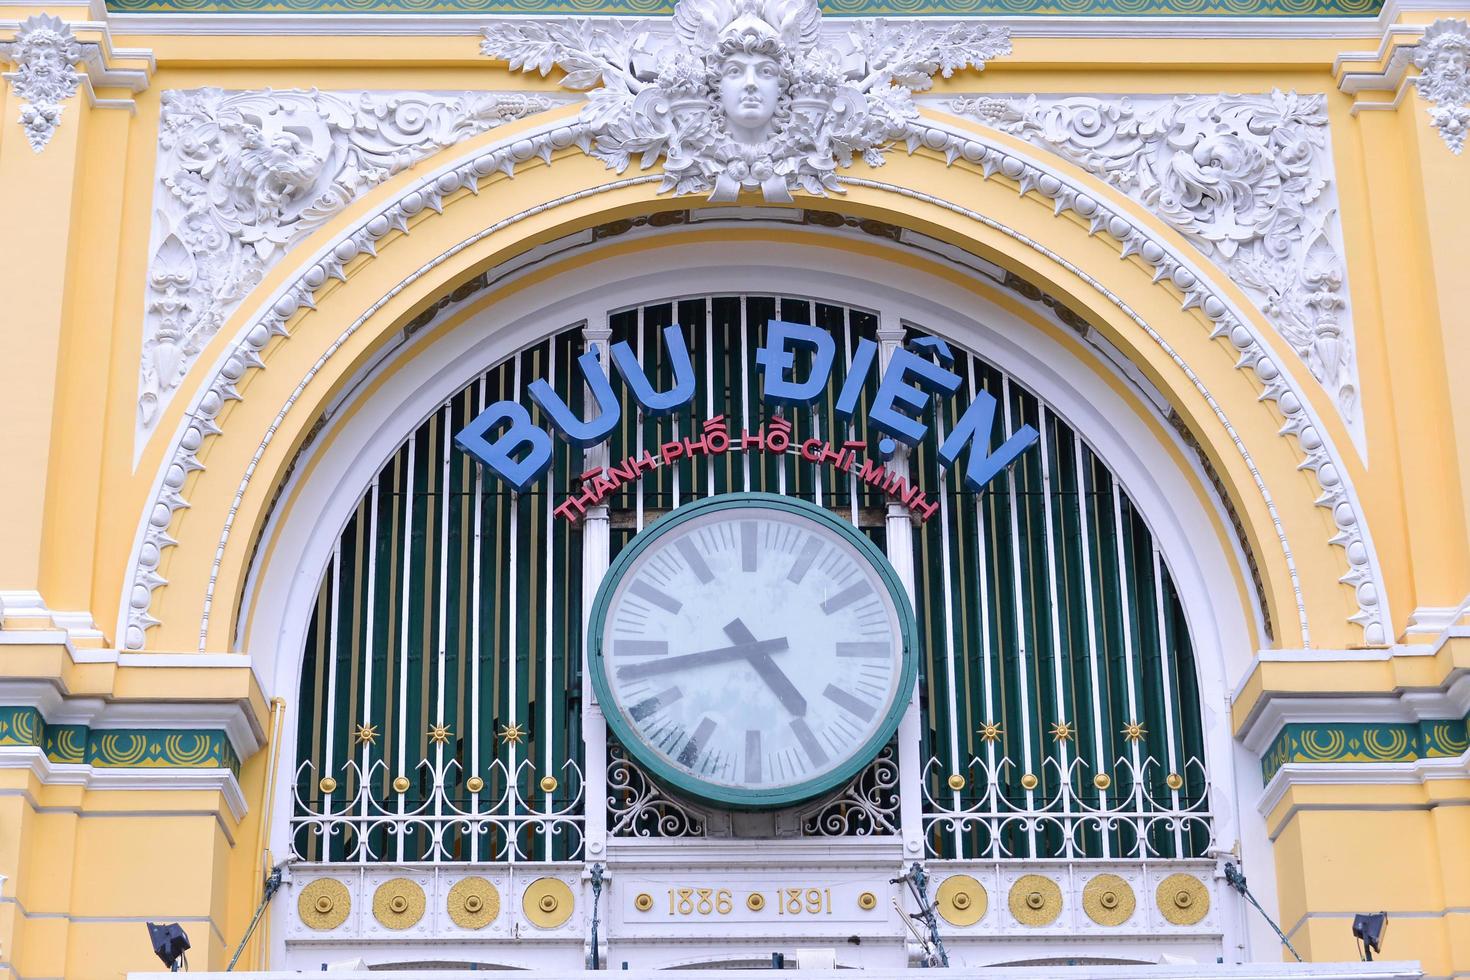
xmin=1352 ymin=911 xmax=1388 ymax=961
xmin=146 ymin=922 xmax=191 ymax=972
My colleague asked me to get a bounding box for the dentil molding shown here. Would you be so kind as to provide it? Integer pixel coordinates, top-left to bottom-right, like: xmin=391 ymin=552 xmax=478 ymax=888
xmin=118 ymin=0 xmax=1388 ymax=654
xmin=137 ymin=87 xmax=566 ymax=442
xmin=0 ymin=14 xmax=82 ymax=151
xmin=938 ymin=91 xmax=1362 ymax=449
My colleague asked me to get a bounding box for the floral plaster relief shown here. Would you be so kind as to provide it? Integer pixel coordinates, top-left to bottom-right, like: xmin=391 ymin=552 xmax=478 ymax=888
xmin=938 ymin=92 xmax=1363 ymax=452
xmin=137 ymin=88 xmax=565 ymax=451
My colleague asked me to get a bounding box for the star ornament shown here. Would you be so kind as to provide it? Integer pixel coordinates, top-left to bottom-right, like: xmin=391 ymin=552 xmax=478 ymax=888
xmin=977 ymin=721 xmax=1004 ymax=743
xmin=1050 ymin=720 xmax=1076 ymax=742
xmin=1121 ymin=720 xmax=1148 ymax=743
xmin=353 ymin=723 xmax=379 ymax=746
xmin=427 ymin=723 xmax=452 ymax=745
xmin=497 ymin=722 xmax=526 ymax=745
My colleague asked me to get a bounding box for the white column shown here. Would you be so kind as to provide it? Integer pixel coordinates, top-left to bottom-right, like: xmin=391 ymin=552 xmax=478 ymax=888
xmin=875 ymin=319 xmax=925 ymax=862
xmin=582 ymin=318 xmax=614 ymax=862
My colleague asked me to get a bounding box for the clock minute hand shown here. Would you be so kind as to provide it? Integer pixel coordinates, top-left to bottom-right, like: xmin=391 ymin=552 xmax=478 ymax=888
xmin=724 ymin=619 xmax=808 ymax=717
xmin=616 ymin=638 xmax=789 ymax=680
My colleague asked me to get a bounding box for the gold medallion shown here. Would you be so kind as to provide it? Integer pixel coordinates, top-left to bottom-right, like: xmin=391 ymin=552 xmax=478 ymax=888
xmin=936 ymin=874 xmax=986 ymax=926
xmin=372 ymin=877 xmax=425 ymax=930
xmin=522 ymin=877 xmax=575 ymax=929
xmin=298 ymin=878 xmax=350 ymax=931
xmin=1008 ymin=874 xmax=1062 ymax=927
xmin=1083 ymin=874 xmax=1135 ymax=926
xmin=447 ymin=876 xmax=500 ymax=930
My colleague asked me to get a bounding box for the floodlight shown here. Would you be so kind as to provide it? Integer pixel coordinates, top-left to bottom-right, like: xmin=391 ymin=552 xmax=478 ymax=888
xmin=1352 ymin=912 xmax=1388 ymax=961
xmin=145 ymin=922 xmax=190 ymax=972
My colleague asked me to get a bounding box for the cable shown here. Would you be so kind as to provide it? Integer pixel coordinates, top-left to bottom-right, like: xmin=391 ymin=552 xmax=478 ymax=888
xmin=226 ymin=865 xmax=286 ymax=971
xmin=1223 ymin=862 xmax=1302 ymax=963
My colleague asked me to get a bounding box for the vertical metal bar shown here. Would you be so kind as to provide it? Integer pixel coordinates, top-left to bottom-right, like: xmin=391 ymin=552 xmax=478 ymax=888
xmin=395 ymin=436 xmax=417 ymax=863
xmin=1073 ymin=436 xmax=1110 ymax=859
xmin=635 ymin=306 xmax=646 ymax=532
xmin=506 ymin=356 xmax=522 ymax=851
xmin=739 ymin=295 xmax=751 ymax=492
xmin=1036 ymin=408 xmax=1074 ymax=859
xmin=1000 ymin=376 xmax=1036 ymax=858
xmin=775 ymin=297 xmax=787 ymax=499
xmin=1110 ymin=474 xmax=1145 ymax=854
xmin=358 ymin=480 xmax=380 ymax=861
xmin=929 ymin=406 xmax=964 ymax=856
xmin=470 ymin=377 xmax=486 ymax=861
xmin=1152 ymin=545 xmax=1184 ymax=856
xmin=669 ymin=306 xmax=681 ymax=512
xmin=967 ymin=359 xmax=1000 ymax=858
xmin=843 ymin=308 xmax=858 ymax=527
xmin=433 ymin=404 xmax=452 ymax=860
xmin=543 ymin=341 xmax=557 ymax=857
xmin=322 ymin=544 xmax=343 ymax=820
xmin=705 ymin=297 xmax=715 ymax=498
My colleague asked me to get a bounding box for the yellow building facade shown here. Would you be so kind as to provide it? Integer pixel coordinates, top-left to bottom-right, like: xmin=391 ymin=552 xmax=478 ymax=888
xmin=0 ymin=0 xmax=1467 ymax=974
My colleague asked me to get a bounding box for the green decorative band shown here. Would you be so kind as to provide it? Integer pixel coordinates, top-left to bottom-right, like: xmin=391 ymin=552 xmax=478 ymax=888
xmin=0 ymin=708 xmax=239 ymax=776
xmin=104 ymin=0 xmax=1384 ymax=16
xmin=1262 ymin=717 xmax=1470 ymax=782
xmin=0 ymin=707 xmax=45 ymax=749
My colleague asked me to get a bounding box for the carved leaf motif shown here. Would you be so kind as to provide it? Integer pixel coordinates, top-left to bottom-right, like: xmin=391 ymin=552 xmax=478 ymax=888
xmin=481 ymin=0 xmax=1008 ymax=208
xmin=138 ymin=88 xmax=557 ymax=435
xmin=943 ymin=90 xmax=1358 ymax=433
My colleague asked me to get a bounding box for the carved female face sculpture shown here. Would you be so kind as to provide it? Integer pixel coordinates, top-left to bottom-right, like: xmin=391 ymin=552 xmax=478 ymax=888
xmin=718 ymin=50 xmax=783 ymax=144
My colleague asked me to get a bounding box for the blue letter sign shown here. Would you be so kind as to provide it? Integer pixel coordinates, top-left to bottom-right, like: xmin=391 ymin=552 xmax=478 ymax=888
xmin=455 ymin=325 xmax=1038 ymax=505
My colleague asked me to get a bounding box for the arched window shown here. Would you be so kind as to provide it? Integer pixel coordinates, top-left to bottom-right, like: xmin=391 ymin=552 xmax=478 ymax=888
xmin=291 ymin=295 xmax=1209 ymax=866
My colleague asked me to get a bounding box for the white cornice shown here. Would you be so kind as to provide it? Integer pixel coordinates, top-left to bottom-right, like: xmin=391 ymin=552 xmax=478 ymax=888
xmin=1259 ymin=749 xmax=1470 ymax=818
xmin=0 ymin=745 xmax=248 ymax=822
xmin=1234 ymin=609 xmax=1470 ymax=751
xmin=0 ymin=672 xmax=267 ymax=759
xmin=105 ymin=0 xmax=1470 ymax=40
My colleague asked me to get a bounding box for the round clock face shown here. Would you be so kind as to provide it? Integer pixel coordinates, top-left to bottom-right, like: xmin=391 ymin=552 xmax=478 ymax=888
xmin=588 ymin=493 xmax=917 ymax=809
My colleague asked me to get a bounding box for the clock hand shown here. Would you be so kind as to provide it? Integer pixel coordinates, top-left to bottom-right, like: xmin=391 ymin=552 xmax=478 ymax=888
xmin=723 ymin=620 xmax=808 ymax=717
xmin=615 ymin=638 xmax=789 ymax=680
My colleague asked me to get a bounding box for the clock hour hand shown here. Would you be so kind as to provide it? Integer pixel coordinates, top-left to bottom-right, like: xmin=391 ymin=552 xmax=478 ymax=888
xmin=616 ymin=637 xmax=788 ymax=680
xmin=724 ymin=619 xmax=807 ymax=717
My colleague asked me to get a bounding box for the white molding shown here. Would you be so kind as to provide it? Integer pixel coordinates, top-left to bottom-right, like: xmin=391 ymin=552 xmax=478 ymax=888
xmin=0 ymin=676 xmax=267 ymax=760
xmin=1406 ymin=594 xmax=1470 ymax=634
xmin=1233 ymin=609 xmax=1470 ymax=751
xmin=118 ymin=108 xmax=1389 ymax=656
xmin=0 ymin=745 xmax=247 ymax=822
xmin=241 ymin=237 xmax=1262 ymax=955
xmin=102 ymin=0 xmax=1470 ymax=40
xmin=1239 ymin=676 xmax=1470 ymax=756
xmin=123 ymin=962 xmax=1427 ymax=979
xmin=0 ymin=590 xmax=106 ymax=650
xmin=1258 ymin=749 xmax=1470 ymax=818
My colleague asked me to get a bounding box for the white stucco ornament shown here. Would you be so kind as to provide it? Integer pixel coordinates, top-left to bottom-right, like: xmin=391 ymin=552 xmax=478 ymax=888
xmin=943 ymin=91 xmax=1362 ymax=438
xmin=137 ymin=88 xmax=559 ymax=437
xmin=481 ymin=0 xmax=1009 ymax=201
xmin=0 ymin=14 xmax=83 ymax=152
xmin=1414 ymin=18 xmax=1470 ymax=154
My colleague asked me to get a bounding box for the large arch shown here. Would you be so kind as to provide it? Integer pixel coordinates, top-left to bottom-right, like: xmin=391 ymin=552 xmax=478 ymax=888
xmin=248 ymin=236 xmax=1267 ymax=963
xmin=115 ymin=106 xmax=1386 ymax=668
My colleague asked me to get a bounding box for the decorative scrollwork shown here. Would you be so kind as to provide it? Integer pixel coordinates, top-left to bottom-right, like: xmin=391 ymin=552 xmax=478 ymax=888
xmin=607 ymin=739 xmax=706 ymax=838
xmin=920 ymin=753 xmax=1212 ymax=861
xmin=799 ymin=743 xmax=900 ymax=837
xmin=291 ymin=751 xmax=585 ymax=864
xmin=943 ymin=90 xmax=1359 ymax=432
xmin=481 ymin=0 xmax=1008 ymax=203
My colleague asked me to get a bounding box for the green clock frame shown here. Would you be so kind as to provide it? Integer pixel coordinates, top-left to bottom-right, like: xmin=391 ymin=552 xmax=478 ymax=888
xmin=587 ymin=492 xmax=920 ymax=811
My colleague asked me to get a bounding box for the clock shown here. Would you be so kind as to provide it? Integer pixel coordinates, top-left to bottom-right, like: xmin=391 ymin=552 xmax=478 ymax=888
xmin=588 ymin=493 xmax=918 ymax=810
